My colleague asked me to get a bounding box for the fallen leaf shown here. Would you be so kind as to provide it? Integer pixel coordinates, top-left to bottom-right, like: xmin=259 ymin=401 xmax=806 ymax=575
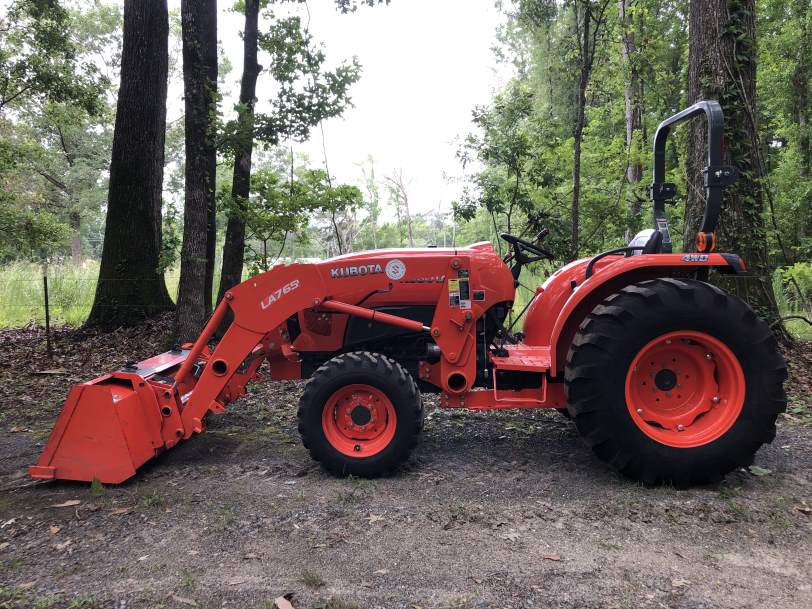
xmin=274 ymin=596 xmax=295 ymax=609
xmin=671 ymin=578 xmax=689 ymax=588
xmin=543 ymin=553 xmax=561 ymax=561
xmin=49 ymin=525 xmax=61 ymax=535
xmin=794 ymin=504 xmax=812 ymax=515
xmin=500 ymin=531 xmax=520 ymax=542
xmin=243 ymin=552 xmax=258 ymax=560
xmin=748 ymin=465 xmax=772 ymax=477
xmin=367 ymin=514 xmax=384 ymax=524
xmin=18 ymin=582 xmax=34 ymax=590
xmin=373 ymin=569 xmax=389 ymax=575
xmin=50 ymin=500 xmax=80 ymax=508
xmin=171 ymin=595 xmax=198 ymax=607
xmin=0 ymin=542 xmax=10 ymax=550
xmin=55 ymin=539 xmax=71 ymax=550
xmin=1 ymin=518 xmax=16 ymax=529
xmin=110 ymin=507 xmax=133 ymax=515
xmin=138 ymin=555 xmax=149 ymax=561
xmin=32 ymin=368 xmax=67 ymax=375
xmin=9 ymin=426 xmax=31 ymax=433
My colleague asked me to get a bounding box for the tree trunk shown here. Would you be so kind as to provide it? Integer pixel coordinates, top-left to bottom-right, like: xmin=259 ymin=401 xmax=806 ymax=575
xmin=792 ymin=0 xmax=811 ymax=248
xmin=217 ymin=0 xmax=261 ymax=302
xmin=174 ymin=0 xmax=218 ymax=343
xmin=403 ymin=191 xmax=414 ymax=247
xmin=571 ymin=2 xmax=590 ymax=260
xmin=685 ymin=0 xmax=781 ymax=323
xmin=69 ymin=210 xmax=81 ymax=263
xmin=792 ymin=0 xmax=811 ymax=179
xmin=619 ymin=0 xmax=644 ymax=240
xmin=85 ymin=0 xmax=173 ymax=329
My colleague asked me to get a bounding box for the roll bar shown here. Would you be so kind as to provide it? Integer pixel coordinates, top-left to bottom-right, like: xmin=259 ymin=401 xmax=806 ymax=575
xmin=649 ymin=100 xmax=737 ymax=253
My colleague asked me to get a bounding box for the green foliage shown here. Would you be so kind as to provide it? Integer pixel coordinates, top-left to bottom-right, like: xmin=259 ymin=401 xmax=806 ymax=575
xmin=0 ymin=0 xmax=109 ymax=115
xmin=159 ymin=202 xmax=183 ymax=274
xmin=231 ymin=160 xmax=363 ymax=274
xmin=0 ymin=196 xmax=71 ymax=261
xmin=0 ymin=2 xmax=119 ymax=263
xmin=218 ymin=7 xmax=361 ymax=156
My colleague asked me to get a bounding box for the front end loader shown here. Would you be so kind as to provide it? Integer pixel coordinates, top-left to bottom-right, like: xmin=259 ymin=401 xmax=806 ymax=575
xmin=30 ymin=102 xmax=786 ymax=487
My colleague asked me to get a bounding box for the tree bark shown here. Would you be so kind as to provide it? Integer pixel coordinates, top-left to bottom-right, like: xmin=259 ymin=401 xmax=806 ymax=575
xmin=685 ymin=0 xmax=781 ymax=323
xmin=85 ymin=0 xmax=173 ymax=329
xmin=792 ymin=0 xmax=811 ymax=179
xmin=217 ymin=0 xmax=261 ymax=303
xmin=69 ymin=210 xmax=81 ymax=263
xmin=571 ymin=1 xmax=590 ymax=260
xmin=792 ymin=0 xmax=811 ymax=248
xmin=174 ymin=0 xmax=218 ymax=343
xmin=619 ymin=0 xmax=644 ymax=240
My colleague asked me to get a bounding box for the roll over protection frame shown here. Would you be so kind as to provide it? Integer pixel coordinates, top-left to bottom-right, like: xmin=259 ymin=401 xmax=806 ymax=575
xmin=649 ymin=100 xmax=738 ymax=253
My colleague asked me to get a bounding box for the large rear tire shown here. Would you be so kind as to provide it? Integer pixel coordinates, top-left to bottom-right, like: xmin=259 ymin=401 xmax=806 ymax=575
xmin=298 ymin=351 xmax=423 ymax=477
xmin=564 ymin=278 xmax=786 ymax=486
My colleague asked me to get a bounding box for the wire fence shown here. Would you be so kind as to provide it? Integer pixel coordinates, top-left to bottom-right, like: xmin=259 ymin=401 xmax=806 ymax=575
xmin=0 ymin=269 xmax=185 ymax=329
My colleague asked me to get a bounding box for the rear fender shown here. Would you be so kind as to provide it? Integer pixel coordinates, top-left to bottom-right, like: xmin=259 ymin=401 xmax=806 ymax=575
xmin=524 ymin=253 xmax=745 ymax=377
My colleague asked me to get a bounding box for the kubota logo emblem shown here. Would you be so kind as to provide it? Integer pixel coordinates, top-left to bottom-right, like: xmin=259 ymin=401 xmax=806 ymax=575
xmin=385 ymin=259 xmax=406 ymax=280
xmin=260 ymin=279 xmax=300 ymax=310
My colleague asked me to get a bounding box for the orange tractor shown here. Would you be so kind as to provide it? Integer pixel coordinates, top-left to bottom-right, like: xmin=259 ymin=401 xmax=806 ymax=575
xmin=30 ymin=102 xmax=786 ymax=487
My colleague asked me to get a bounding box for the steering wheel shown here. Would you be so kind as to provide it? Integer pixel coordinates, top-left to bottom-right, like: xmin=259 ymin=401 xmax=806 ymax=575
xmin=500 ymin=231 xmax=553 ymax=264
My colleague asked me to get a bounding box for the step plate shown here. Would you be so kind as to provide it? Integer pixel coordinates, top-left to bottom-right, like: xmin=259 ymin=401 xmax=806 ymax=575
xmin=490 ymin=345 xmax=551 ymax=372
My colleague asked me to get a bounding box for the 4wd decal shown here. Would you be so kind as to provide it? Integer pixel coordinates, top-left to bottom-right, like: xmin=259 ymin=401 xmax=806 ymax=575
xmin=330 ymin=263 xmax=383 ymax=278
xmin=260 ymin=279 xmax=300 ymax=310
xmin=681 ymin=254 xmax=709 ymax=262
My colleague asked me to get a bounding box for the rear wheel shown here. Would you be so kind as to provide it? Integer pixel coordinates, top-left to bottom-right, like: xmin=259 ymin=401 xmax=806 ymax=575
xmin=298 ymin=351 xmax=423 ymax=477
xmin=565 ymin=278 xmax=786 ymax=486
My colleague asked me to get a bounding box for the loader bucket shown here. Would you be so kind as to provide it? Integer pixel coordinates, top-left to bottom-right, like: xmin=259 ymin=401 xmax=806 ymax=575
xmin=29 ymin=350 xmax=191 ymax=484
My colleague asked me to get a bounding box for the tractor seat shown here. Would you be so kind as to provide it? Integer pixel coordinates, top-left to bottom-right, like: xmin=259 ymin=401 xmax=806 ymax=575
xmin=628 ymin=229 xmax=664 ymax=255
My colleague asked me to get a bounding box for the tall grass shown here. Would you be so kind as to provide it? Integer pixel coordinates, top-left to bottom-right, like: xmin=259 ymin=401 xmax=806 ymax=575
xmin=0 ymin=261 xmax=182 ymax=327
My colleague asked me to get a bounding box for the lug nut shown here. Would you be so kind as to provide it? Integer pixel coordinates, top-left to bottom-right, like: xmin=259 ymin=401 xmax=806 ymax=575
xmin=712 ymin=395 xmax=721 ymax=404
xmin=636 ymin=408 xmax=643 ymax=415
xmin=677 ymin=424 xmax=685 ymax=431
xmin=705 ymin=353 xmax=713 ymax=360
xmin=665 ymin=339 xmax=672 ymax=345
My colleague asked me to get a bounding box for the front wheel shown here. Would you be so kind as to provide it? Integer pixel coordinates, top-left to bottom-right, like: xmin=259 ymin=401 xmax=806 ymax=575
xmin=565 ymin=278 xmax=786 ymax=486
xmin=298 ymin=351 xmax=423 ymax=477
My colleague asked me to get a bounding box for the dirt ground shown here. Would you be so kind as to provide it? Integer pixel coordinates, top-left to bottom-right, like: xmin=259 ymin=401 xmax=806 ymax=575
xmin=0 ymin=319 xmax=810 ymax=609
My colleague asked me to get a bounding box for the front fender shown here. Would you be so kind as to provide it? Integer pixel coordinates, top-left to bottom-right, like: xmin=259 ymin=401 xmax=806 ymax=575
xmin=522 ymin=253 xmax=745 ymax=376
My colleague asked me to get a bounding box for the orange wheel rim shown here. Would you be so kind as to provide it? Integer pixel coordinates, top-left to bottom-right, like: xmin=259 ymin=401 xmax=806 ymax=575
xmin=321 ymin=384 xmax=397 ymax=457
xmin=625 ymin=331 xmax=745 ymax=448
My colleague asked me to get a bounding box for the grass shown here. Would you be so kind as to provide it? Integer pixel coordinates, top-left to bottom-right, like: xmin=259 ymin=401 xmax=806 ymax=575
xmin=299 ymin=570 xmax=326 ymax=588
xmin=0 ymin=587 xmax=70 ymax=609
xmin=0 ymin=261 xmax=182 ymax=327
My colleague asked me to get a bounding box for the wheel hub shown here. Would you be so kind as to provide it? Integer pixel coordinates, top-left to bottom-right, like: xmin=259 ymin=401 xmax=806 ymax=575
xmin=322 ymin=384 xmax=397 ymax=457
xmin=350 ymin=404 xmax=372 ymax=426
xmin=625 ymin=331 xmax=745 ymax=448
xmin=654 ymin=368 xmax=677 ymax=391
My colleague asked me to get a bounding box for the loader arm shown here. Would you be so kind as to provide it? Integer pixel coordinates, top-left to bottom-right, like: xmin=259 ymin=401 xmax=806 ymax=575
xmin=30 ymin=248 xmax=512 ymax=483
xmin=175 ymin=263 xmax=430 ymax=439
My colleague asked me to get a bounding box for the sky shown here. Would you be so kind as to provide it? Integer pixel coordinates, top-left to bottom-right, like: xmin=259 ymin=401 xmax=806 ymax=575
xmin=207 ymin=0 xmax=511 ymax=219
